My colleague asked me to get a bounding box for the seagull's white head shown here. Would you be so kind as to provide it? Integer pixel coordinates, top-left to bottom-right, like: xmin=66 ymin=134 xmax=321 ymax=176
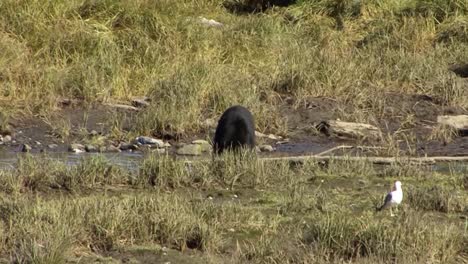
xmin=394 ymin=181 xmax=402 ymax=190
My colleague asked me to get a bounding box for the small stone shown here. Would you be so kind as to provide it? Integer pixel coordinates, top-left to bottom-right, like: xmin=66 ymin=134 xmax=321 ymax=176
xmin=48 ymin=144 xmax=58 ymax=149
xmin=106 ymin=145 xmax=121 ymax=153
xmin=228 ymin=228 xmax=235 ymax=232
xmin=135 ymin=136 xmax=165 ymax=147
xmin=69 ymin=143 xmax=85 ymax=153
xmin=89 ymin=130 xmax=99 ymax=137
xmin=85 ymin=145 xmax=98 ymax=152
xmin=119 ymin=143 xmax=139 ymax=151
xmin=259 ymin=144 xmax=274 ymax=152
xmin=21 ymin=144 xmax=32 ymax=152
xmin=176 ymin=144 xmax=202 ymax=156
xmin=132 ymin=98 xmax=150 ymax=108
xmin=35 ymin=141 xmax=41 ymax=145
xmin=2 ymin=135 xmax=12 ymax=143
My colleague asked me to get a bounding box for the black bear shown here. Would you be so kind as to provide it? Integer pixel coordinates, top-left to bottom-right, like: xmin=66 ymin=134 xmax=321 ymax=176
xmin=213 ymin=105 xmax=256 ymax=155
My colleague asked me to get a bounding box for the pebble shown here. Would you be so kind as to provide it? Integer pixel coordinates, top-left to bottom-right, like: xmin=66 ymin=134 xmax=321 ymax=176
xmin=106 ymin=145 xmax=121 ymax=153
xmin=3 ymin=135 xmax=12 ymax=143
xmin=119 ymin=143 xmax=139 ymax=151
xmin=132 ymin=98 xmax=150 ymax=108
xmin=89 ymin=130 xmax=99 ymax=137
xmin=85 ymin=145 xmax=98 ymax=152
xmin=48 ymin=144 xmax=58 ymax=149
xmin=259 ymin=144 xmax=275 ymax=152
xmin=69 ymin=143 xmax=85 ymax=153
xmin=21 ymin=144 xmax=32 ymax=152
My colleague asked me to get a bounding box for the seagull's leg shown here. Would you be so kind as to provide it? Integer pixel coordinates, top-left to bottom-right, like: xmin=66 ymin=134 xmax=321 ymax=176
xmin=390 ymin=207 xmax=394 ymax=217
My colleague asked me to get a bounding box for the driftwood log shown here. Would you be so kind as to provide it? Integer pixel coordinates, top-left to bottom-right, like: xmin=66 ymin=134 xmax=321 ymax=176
xmin=316 ymin=120 xmax=381 ymax=140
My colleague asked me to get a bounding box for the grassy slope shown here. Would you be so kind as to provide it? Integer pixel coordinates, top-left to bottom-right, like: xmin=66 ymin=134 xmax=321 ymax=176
xmin=0 ymin=0 xmax=467 ymax=136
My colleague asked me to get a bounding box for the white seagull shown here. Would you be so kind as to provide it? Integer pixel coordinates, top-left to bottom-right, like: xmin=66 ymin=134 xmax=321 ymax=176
xmin=376 ymin=181 xmax=403 ymax=216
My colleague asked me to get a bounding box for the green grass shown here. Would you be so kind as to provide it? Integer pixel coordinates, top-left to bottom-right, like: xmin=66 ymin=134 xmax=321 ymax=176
xmin=0 ymin=0 xmax=467 ymax=136
xmin=0 ymin=154 xmax=466 ymax=263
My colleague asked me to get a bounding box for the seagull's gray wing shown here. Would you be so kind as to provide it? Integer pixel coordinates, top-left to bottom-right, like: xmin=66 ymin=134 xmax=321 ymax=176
xmin=376 ymin=192 xmax=392 ymax=211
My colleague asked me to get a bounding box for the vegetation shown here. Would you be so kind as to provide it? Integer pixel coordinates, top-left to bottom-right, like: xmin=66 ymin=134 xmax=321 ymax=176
xmin=1 ymin=0 xmax=468 ymax=262
xmin=0 ymin=0 xmax=467 ymax=136
xmin=0 ymin=153 xmax=466 ymax=263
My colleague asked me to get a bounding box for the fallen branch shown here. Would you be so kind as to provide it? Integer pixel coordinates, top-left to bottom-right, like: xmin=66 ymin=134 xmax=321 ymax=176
xmin=315 ymin=145 xmax=384 ymax=156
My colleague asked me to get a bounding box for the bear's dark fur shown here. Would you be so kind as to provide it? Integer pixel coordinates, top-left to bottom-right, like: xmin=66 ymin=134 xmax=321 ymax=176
xmin=213 ymin=105 xmax=256 ymax=155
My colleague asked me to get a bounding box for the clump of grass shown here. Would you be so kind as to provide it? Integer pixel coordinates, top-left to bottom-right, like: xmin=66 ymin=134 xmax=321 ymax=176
xmin=137 ymin=154 xmax=201 ymax=188
xmin=0 ymin=154 xmax=131 ymax=193
xmin=406 ymin=184 xmax=467 ymax=213
xmin=378 ymin=161 xmax=428 ymax=179
xmin=302 ymin=212 xmax=465 ymax=262
xmin=429 ymin=123 xmax=459 ymax=144
xmin=63 ymin=155 xmax=129 ymax=189
xmin=436 ymin=16 xmax=468 ymax=43
xmin=0 ymin=193 xmax=224 ymax=259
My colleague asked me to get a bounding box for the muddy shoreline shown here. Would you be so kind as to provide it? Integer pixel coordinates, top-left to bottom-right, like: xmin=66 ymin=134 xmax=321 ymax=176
xmin=1 ymin=93 xmax=467 ymax=158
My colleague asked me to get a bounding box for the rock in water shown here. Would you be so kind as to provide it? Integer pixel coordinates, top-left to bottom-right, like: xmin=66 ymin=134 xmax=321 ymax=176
xmin=85 ymin=145 xmax=98 ymax=152
xmin=213 ymin=105 xmax=256 ymax=154
xmin=119 ymin=143 xmax=139 ymax=151
xmin=259 ymin=145 xmax=275 ymax=152
xmin=135 ymin=136 xmax=165 ymax=147
xmin=69 ymin=143 xmax=85 ymax=153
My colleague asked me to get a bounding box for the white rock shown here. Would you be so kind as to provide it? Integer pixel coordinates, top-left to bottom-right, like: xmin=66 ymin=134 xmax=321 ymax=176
xmin=200 ymin=17 xmax=223 ymax=27
xmin=136 ymin=136 xmax=166 ymax=148
xmin=259 ymin=145 xmax=275 ymax=152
